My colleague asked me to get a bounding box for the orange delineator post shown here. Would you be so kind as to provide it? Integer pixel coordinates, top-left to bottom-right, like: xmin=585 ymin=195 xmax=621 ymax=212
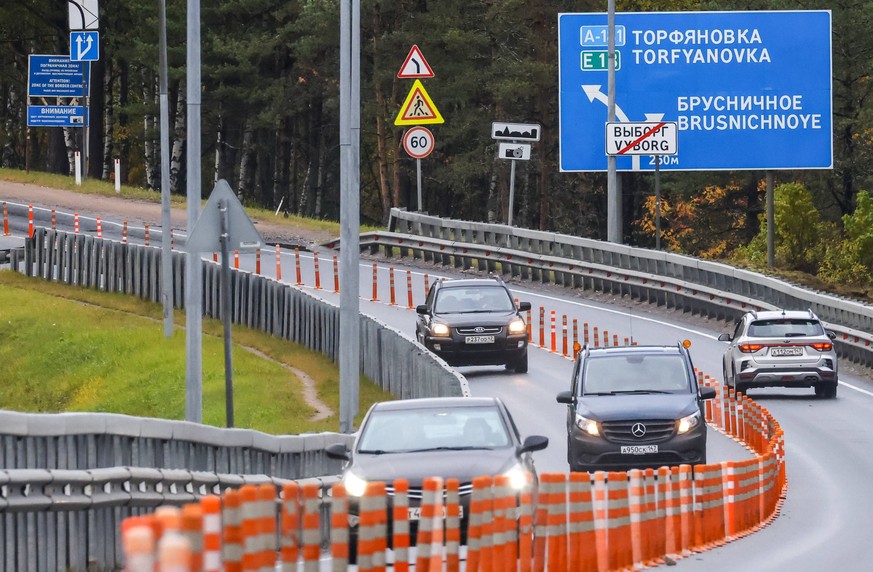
xmin=280 ymin=482 xmax=300 ymax=567
xmin=606 ymin=471 xmax=633 ymax=570
xmin=527 ymin=308 xmax=532 ymax=342
xmin=257 ymin=484 xmax=277 ymax=569
xmin=423 ymin=273 xmax=430 ymax=298
xmin=628 ymin=469 xmax=645 ymax=568
xmin=572 ymin=319 xmax=578 ymax=355
xmin=539 ymin=307 xmax=545 ymax=348
xmin=255 ymin=248 xmax=261 ymax=275
xmin=51 ymin=209 xmax=57 ymax=230
xmin=518 ymin=489 xmax=534 ymax=572
xmin=330 ymin=484 xmax=349 ymax=568
xmin=371 ymin=263 xmax=379 ymax=301
xmin=275 ymin=244 xmax=282 ymax=281
xmin=466 ymin=477 xmax=486 ymax=572
xmin=200 ymin=495 xmax=222 ymax=572
xmin=567 ymin=472 xmax=597 ymax=572
xmin=181 ymin=503 xmax=204 ymax=572
xmin=122 ymin=220 xmax=128 ymax=243
xmin=2 ymin=202 xmax=9 ymax=236
xmin=121 ymin=519 xmax=156 ymax=572
xmin=213 ymin=252 xmax=219 ymax=263
xmin=27 ymin=204 xmax=33 ymax=237
xmin=313 ymin=251 xmax=321 ymax=289
xmin=96 ymin=216 xmax=102 ymax=239
xmin=592 ymin=326 xmax=599 ymax=347
xmin=389 ymin=267 xmax=396 ymax=305
xmin=142 ymin=222 xmax=148 ymax=244
xmin=170 ymin=229 xmax=175 ymax=250
xmin=392 ymin=480 xmax=411 ymax=572
xmin=222 ymin=489 xmax=243 ymax=572
xmin=643 ymin=468 xmax=664 ymax=566
xmin=406 ymin=270 xmax=414 ymax=309
xmin=550 ymin=311 xmax=557 ymax=353
xmin=562 ymin=315 xmax=568 ymax=357
xmin=333 ymin=255 xmax=339 ymax=292
xmin=583 ymin=322 xmax=589 ymax=346
xmin=417 ymin=477 xmax=445 ymax=572
xmin=445 ymin=479 xmax=461 ymax=572
xmin=294 ymin=248 xmax=302 ymax=285
xmin=157 ymin=532 xmax=193 ymax=572
xmin=234 ymin=250 xmax=240 ymax=270
xmin=239 ymin=485 xmax=259 ymax=571
xmin=301 ymin=483 xmax=321 ymax=567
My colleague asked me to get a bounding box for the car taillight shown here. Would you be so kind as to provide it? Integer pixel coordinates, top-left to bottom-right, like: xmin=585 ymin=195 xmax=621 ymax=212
xmin=809 ymin=342 xmax=832 ymax=352
xmin=738 ymin=343 xmax=764 ymax=353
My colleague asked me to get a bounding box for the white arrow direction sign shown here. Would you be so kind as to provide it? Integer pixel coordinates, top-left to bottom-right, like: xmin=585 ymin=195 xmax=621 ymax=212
xmin=70 ymin=31 xmax=99 ymax=61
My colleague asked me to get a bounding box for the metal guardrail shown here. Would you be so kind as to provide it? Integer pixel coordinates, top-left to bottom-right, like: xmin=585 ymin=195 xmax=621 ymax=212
xmin=0 ymin=466 xmax=338 ymax=571
xmin=334 ymin=208 xmax=873 ymax=368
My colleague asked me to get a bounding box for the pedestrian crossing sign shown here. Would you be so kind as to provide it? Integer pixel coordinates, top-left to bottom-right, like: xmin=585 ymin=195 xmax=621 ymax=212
xmin=394 ymin=80 xmax=444 ymax=126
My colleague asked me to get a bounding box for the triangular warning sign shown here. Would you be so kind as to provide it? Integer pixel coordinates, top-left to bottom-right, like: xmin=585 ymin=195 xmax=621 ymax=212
xmin=394 ymin=80 xmax=444 ymax=126
xmin=397 ymin=45 xmax=435 ymax=78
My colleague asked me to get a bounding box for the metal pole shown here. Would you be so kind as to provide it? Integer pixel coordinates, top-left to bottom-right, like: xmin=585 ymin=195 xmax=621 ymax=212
xmin=219 ymin=200 xmax=234 ymax=428
xmin=654 ymin=155 xmax=661 ymax=250
xmin=159 ymin=0 xmax=174 ymax=338
xmin=338 ymin=0 xmax=361 ymax=433
xmin=767 ymin=171 xmax=774 ymax=268
xmin=416 ymin=158 xmax=423 ymax=211
xmin=507 ymin=158 xmax=517 ymax=227
xmin=81 ymin=64 xmax=87 ymax=183
xmin=606 ymin=0 xmax=620 ymax=243
xmin=185 ymin=0 xmax=203 ymax=423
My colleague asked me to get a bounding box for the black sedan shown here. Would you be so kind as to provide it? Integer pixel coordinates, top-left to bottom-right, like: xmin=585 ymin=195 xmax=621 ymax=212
xmin=325 ymin=397 xmax=548 ymax=549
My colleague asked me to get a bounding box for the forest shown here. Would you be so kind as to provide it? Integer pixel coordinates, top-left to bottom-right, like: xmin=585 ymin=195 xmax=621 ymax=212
xmin=1 ymin=0 xmax=873 ymax=291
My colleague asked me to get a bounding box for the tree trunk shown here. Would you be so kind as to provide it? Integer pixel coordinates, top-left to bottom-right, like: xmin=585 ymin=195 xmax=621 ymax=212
xmin=87 ymin=52 xmax=105 ymax=179
xmin=238 ymin=120 xmax=254 ymax=200
xmin=170 ymin=83 xmax=186 ymax=194
xmin=142 ymin=68 xmax=157 ymax=189
xmin=118 ymin=59 xmax=129 ymax=184
xmin=102 ymin=62 xmax=115 ymax=182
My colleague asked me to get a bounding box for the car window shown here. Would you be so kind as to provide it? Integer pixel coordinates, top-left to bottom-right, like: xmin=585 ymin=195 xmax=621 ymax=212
xmin=748 ymin=319 xmax=824 ymax=338
xmin=357 ymin=406 xmax=511 ymax=452
xmin=733 ymin=319 xmax=744 ymax=340
xmin=434 ymin=286 xmax=514 ymax=313
xmin=581 ymin=354 xmax=690 ymax=394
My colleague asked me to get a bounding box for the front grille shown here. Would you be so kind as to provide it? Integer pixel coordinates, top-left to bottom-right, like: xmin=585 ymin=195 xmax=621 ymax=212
xmin=385 ymin=482 xmax=474 ymax=499
xmin=457 ymin=326 xmax=503 ymax=335
xmin=601 ymin=419 xmax=676 ymax=444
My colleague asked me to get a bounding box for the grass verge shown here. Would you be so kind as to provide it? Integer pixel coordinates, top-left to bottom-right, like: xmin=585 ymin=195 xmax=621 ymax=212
xmin=0 ymin=271 xmax=392 ymax=434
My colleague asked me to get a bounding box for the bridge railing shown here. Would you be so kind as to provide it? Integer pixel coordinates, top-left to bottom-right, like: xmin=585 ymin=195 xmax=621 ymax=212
xmin=341 ymin=208 xmax=873 ymax=367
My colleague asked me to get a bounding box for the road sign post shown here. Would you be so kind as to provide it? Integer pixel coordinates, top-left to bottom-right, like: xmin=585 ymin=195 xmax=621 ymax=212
xmin=403 ymin=127 xmax=435 ymax=212
xmin=558 ymin=10 xmax=833 ymax=172
xmin=493 ymin=122 xmax=538 ymax=228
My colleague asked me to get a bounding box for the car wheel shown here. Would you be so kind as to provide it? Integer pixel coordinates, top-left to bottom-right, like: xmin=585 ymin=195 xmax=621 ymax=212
xmin=735 ymin=382 xmax=747 ymax=396
xmin=816 ymin=382 xmax=838 ymax=399
xmin=723 ymin=366 xmax=733 ymax=389
xmin=512 ymin=352 xmax=528 ymax=374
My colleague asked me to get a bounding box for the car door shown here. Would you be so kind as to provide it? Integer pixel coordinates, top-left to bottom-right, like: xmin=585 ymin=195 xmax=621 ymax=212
xmin=565 ymin=356 xmax=582 ymax=431
xmin=723 ymin=317 xmax=745 ymax=382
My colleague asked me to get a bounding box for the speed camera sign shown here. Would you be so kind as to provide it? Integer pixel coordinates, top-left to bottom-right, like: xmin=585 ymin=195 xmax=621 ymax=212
xmin=403 ymin=126 xmax=435 ymax=159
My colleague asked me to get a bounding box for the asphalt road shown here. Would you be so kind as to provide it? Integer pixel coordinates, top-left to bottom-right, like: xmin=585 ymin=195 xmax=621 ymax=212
xmin=5 ymin=202 xmax=873 ymax=570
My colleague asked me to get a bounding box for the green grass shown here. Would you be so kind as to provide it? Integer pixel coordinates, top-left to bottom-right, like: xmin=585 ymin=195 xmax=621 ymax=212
xmin=0 ymin=271 xmax=392 ymax=434
xmin=0 ymin=167 xmax=382 ymax=235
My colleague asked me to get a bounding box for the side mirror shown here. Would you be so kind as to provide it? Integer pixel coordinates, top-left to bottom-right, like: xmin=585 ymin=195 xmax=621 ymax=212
xmin=519 ymin=435 xmax=549 ymax=454
xmin=325 ymin=443 xmax=351 ymax=461
xmin=717 ymin=333 xmax=732 ymax=342
xmin=827 ymin=330 xmax=836 ymax=340
xmin=416 ymin=304 xmax=429 ymax=315
xmin=556 ymin=390 xmax=574 ymax=404
xmin=699 ymin=386 xmax=717 ymax=400
xmin=518 ymin=301 xmax=532 ymax=312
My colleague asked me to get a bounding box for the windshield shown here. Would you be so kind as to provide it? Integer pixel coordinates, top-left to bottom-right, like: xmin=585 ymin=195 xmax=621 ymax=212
xmin=748 ymin=319 xmax=824 ymax=337
xmin=434 ymin=286 xmax=515 ymax=313
xmin=357 ymin=405 xmax=511 ymax=453
xmin=581 ymin=354 xmax=690 ymax=395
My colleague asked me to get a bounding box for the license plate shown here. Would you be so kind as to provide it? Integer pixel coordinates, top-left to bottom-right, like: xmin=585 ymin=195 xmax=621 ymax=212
xmin=620 ymin=445 xmax=658 ymax=455
xmin=407 ymin=505 xmax=463 ymax=520
xmin=465 ymin=335 xmax=495 ymax=344
xmin=771 ymin=347 xmax=803 ymax=356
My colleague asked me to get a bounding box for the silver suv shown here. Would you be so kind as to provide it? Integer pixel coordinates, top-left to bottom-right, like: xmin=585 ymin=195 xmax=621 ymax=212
xmin=718 ymin=309 xmax=838 ymax=398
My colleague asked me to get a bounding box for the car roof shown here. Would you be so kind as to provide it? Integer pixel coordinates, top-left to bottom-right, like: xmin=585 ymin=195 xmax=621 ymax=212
xmin=752 ymin=310 xmax=817 ymax=321
xmin=370 ymin=397 xmax=502 ymax=411
xmin=586 ymin=345 xmax=683 ymax=357
xmin=437 ymin=278 xmax=506 ymax=289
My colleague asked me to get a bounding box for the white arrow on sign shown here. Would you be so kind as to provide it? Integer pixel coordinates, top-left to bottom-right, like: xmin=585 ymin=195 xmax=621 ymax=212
xmin=75 ymin=33 xmax=95 ymax=60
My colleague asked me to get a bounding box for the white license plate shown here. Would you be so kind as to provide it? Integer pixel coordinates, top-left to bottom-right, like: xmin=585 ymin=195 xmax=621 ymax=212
xmin=620 ymin=445 xmax=658 ymax=455
xmin=465 ymin=335 xmax=495 ymax=344
xmin=771 ymin=347 xmax=803 ymax=356
xmin=407 ymin=505 xmax=464 ymax=520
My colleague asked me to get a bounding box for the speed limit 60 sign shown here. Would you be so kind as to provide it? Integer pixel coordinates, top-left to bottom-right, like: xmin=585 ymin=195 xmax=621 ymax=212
xmin=403 ymin=126 xmax=435 ymax=159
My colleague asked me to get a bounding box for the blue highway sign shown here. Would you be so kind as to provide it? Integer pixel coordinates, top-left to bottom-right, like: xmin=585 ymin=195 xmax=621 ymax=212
xmin=70 ymin=31 xmax=99 ymax=62
xmin=558 ymin=11 xmax=833 ymax=172
xmin=28 ymin=55 xmax=89 ymax=98
xmin=27 ymin=106 xmax=89 ymax=127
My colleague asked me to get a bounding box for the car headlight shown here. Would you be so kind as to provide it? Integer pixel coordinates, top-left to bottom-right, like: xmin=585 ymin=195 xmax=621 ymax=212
xmin=502 ymin=463 xmax=530 ymax=491
xmin=432 ymin=323 xmax=451 ymax=336
xmin=342 ymin=471 xmax=368 ymax=497
xmin=677 ymin=410 xmax=701 ymax=434
xmin=574 ymin=414 xmax=600 ymax=436
xmin=508 ymin=318 xmax=526 ymax=335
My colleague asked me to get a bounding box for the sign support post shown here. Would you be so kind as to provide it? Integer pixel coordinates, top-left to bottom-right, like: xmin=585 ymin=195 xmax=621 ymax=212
xmin=507 ymin=159 xmax=517 ymax=228
xmin=654 ymin=155 xmax=661 ymax=250
xmin=767 ymin=172 xmax=774 ymax=268
xmin=218 ymin=199 xmax=234 ymax=428
xmin=416 ymin=159 xmax=423 ymax=212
